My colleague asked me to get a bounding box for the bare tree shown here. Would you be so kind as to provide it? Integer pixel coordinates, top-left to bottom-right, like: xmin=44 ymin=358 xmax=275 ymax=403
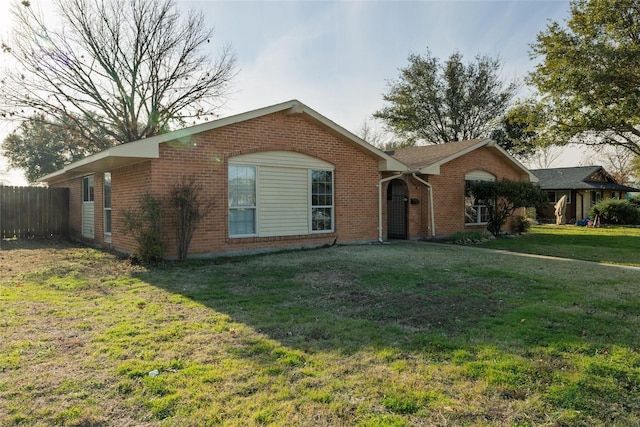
xmin=356 ymin=120 xmax=398 ymax=150
xmin=0 ymin=0 xmax=236 ymax=147
xmin=526 ymin=144 xmax=563 ymax=169
xmin=597 ymin=145 xmax=637 ymax=185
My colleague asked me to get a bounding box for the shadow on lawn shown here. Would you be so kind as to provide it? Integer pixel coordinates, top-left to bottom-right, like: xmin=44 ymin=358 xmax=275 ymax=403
xmin=132 ymin=245 xmax=640 ymax=355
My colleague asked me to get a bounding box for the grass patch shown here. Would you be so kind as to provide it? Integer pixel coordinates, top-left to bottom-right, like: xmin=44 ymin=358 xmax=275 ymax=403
xmin=1 ymin=236 xmax=640 ymax=425
xmin=478 ymin=224 xmax=640 ymax=267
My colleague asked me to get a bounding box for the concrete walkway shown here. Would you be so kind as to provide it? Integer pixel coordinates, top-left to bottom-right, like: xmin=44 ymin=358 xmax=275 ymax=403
xmin=417 ymin=241 xmax=640 ymax=273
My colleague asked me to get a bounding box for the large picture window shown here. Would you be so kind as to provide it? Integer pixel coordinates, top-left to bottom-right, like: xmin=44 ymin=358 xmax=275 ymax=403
xmin=228 ymin=165 xmax=256 ymax=236
xmin=311 ymin=170 xmax=333 ymax=231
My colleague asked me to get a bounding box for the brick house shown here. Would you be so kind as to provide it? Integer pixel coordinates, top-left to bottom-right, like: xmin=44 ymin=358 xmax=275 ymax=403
xmin=39 ymin=100 xmax=536 ymax=258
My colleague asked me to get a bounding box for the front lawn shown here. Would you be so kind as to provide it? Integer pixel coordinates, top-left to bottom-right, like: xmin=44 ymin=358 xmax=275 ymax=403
xmin=1 ymin=239 xmax=640 ymax=426
xmin=479 ymin=224 xmax=640 ymax=267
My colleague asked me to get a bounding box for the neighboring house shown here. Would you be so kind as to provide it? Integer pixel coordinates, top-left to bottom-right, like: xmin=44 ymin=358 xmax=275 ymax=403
xmin=530 ymin=166 xmax=639 ymax=223
xmin=39 ymin=100 xmax=536 ymax=258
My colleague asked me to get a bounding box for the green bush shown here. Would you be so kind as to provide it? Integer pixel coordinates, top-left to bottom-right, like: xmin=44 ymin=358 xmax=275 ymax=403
xmin=513 ymin=215 xmax=531 ymax=233
xmin=589 ymin=199 xmax=640 ymax=225
xmin=450 ymin=231 xmax=492 ymax=245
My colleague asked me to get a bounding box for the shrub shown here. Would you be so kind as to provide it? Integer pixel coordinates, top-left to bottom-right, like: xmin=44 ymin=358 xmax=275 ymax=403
xmin=121 ymin=193 xmax=165 ymax=263
xmin=589 ymin=199 xmax=640 ymax=225
xmin=513 ymin=215 xmax=531 ymax=233
xmin=470 ymin=180 xmax=548 ymax=237
xmin=450 ymin=231 xmax=492 ymax=245
xmin=169 ymin=175 xmax=213 ymax=261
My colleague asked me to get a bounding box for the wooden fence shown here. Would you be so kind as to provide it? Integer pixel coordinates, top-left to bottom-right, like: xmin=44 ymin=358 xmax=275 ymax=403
xmin=0 ymin=186 xmax=69 ymax=239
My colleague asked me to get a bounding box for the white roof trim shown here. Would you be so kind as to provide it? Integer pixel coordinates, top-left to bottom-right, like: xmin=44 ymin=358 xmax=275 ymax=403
xmin=39 ymin=100 xmax=407 ymax=183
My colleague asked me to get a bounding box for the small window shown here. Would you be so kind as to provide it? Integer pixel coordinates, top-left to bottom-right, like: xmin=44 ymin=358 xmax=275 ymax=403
xmin=547 ymin=191 xmax=571 ymax=204
xmin=82 ymin=175 xmax=94 ymax=203
xmin=311 ymin=170 xmax=333 ymax=232
xmin=104 ymin=173 xmax=112 ymax=235
xmin=229 ymin=165 xmax=256 ymax=236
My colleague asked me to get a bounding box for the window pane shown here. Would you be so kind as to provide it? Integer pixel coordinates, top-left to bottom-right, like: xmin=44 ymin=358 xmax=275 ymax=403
xmin=230 ymin=208 xmax=255 ymax=235
xmin=311 ymin=170 xmax=333 ymax=231
xmin=229 ymin=165 xmax=256 ymax=207
xmin=312 ymin=208 xmax=332 ymax=231
xmin=104 ymin=173 xmax=111 ymax=208
xmin=83 ymin=176 xmax=94 ymax=202
xmin=104 ymin=210 xmax=112 ymax=234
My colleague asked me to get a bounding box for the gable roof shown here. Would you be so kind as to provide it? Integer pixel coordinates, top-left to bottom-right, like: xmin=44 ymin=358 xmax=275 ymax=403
xmin=530 ymin=166 xmax=639 ymax=192
xmin=390 ymin=138 xmax=538 ymax=181
xmin=38 ymin=100 xmax=407 ymax=184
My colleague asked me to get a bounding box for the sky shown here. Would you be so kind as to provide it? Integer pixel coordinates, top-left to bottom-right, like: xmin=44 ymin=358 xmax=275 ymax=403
xmin=0 ymin=0 xmax=579 ymax=185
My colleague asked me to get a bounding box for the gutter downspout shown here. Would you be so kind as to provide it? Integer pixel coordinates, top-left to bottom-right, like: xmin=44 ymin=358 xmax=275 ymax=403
xmin=378 ymin=173 xmax=403 ymax=242
xmin=411 ymin=173 xmax=436 ymax=237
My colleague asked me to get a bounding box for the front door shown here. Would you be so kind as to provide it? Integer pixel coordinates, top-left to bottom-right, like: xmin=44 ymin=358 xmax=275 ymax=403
xmin=387 ymin=179 xmax=408 ymax=239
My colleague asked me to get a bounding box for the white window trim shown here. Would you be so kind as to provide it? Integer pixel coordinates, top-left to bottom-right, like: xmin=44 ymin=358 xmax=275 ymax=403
xmin=310 ymin=169 xmax=334 ymax=233
xmin=103 ymin=173 xmax=112 ymax=241
xmin=464 ymin=172 xmax=495 ymax=226
xmin=228 ymin=165 xmax=258 ymax=237
xmin=82 ymin=175 xmax=94 ymax=203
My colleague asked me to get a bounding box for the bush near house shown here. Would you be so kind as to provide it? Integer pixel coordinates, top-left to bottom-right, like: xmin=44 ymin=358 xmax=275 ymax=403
xmin=589 ymin=199 xmax=640 ymax=225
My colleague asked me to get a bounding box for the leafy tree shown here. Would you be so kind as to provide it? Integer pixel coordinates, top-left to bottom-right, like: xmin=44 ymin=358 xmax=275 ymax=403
xmin=529 ymin=0 xmax=640 ymax=156
xmin=374 ymin=50 xmax=518 ymax=145
xmin=2 ymin=114 xmax=113 ymax=182
xmin=0 ymin=0 xmax=236 ymax=149
xmin=490 ymin=101 xmax=546 ymax=159
xmin=470 ymin=179 xmax=548 ymax=237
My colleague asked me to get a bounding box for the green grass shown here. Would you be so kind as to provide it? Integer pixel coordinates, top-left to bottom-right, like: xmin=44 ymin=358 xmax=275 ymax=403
xmin=476 ymin=224 xmax=640 ymax=267
xmin=1 ymin=234 xmax=640 ymax=425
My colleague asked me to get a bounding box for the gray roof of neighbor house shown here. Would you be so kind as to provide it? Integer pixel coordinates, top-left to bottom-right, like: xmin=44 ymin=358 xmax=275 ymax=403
xmin=530 ymin=166 xmax=639 ymax=192
xmin=38 ymin=100 xmax=408 ymax=184
xmin=390 ymin=138 xmax=538 ymax=182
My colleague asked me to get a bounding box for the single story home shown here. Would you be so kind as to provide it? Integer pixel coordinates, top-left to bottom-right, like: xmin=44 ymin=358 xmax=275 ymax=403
xmin=39 ymin=100 xmax=537 ymax=258
xmin=530 ymin=166 xmax=639 ymax=223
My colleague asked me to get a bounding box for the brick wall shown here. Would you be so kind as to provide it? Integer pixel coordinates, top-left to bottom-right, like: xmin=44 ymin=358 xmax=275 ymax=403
xmin=422 ymin=147 xmax=527 ymax=237
xmin=102 ymin=111 xmax=382 ymax=257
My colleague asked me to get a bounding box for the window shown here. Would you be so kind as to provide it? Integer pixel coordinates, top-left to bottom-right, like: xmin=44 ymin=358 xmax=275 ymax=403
xmin=611 ymin=191 xmax=620 ymax=200
xmin=82 ymin=175 xmax=94 ymax=202
xmin=311 ymin=170 xmax=333 ymax=231
xmin=104 ymin=173 xmax=112 ymax=235
xmin=547 ymin=191 xmax=571 ymax=204
xmin=228 ymin=165 xmax=256 ymax=236
xmin=464 ymin=181 xmax=493 ymax=225
xmin=464 ymin=171 xmax=495 ymax=225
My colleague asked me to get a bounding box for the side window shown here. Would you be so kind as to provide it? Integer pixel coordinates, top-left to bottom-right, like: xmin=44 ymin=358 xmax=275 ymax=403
xmin=228 ymin=165 xmax=257 ymax=236
xmin=104 ymin=173 xmax=112 ymax=235
xmin=82 ymin=175 xmax=94 ymax=203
